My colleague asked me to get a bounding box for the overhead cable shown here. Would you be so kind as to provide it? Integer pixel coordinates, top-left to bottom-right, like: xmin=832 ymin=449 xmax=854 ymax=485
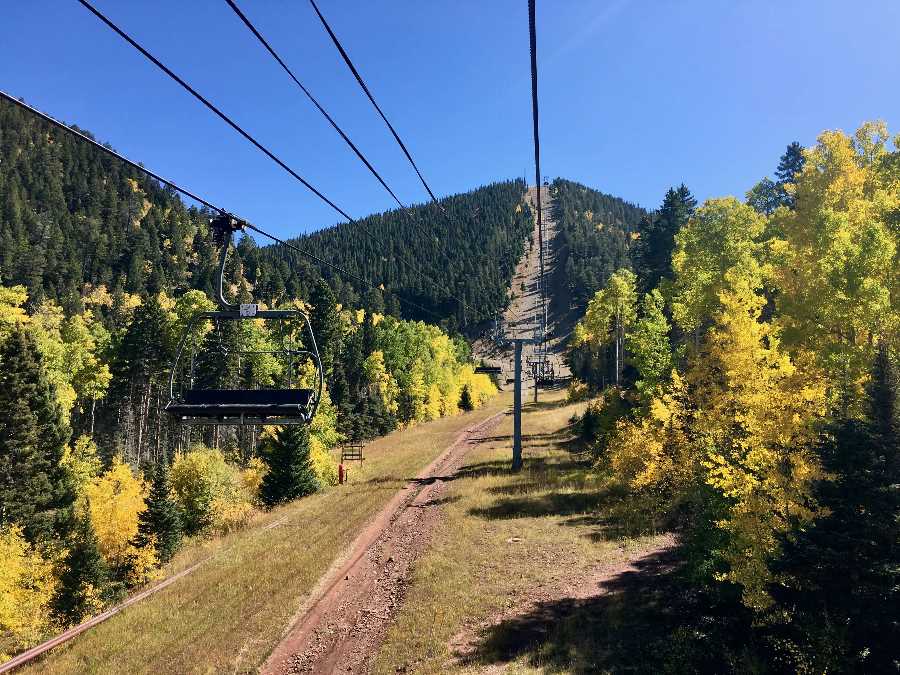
xmin=223 ymin=0 xmax=406 ymax=210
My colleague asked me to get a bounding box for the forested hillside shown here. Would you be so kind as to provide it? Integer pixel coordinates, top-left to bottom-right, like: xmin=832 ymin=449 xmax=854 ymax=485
xmin=0 ymin=97 xmax=216 ymax=308
xmin=0 ymin=96 xmax=531 ymax=330
xmin=246 ymin=180 xmax=531 ymax=329
xmin=549 ymin=178 xmax=646 ymax=312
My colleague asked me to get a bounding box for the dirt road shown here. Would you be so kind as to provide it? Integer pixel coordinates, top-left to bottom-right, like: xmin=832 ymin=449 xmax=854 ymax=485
xmin=261 ymin=409 xmax=508 ymax=674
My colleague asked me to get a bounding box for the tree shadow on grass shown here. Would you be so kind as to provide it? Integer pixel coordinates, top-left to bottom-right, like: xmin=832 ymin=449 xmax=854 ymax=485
xmin=481 ymin=429 xmax=573 ymax=443
xmin=468 ymin=488 xmax=614 ymax=520
xmin=523 ymin=398 xmax=571 ymax=412
xmin=458 ymin=547 xmax=739 ymax=674
xmin=453 ymin=458 xmax=546 ymax=481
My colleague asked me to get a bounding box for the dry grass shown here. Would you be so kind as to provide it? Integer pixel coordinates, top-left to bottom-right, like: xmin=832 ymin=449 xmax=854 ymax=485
xmin=372 ymin=389 xmax=670 ymax=675
xmin=24 ymin=399 xmax=509 ymax=675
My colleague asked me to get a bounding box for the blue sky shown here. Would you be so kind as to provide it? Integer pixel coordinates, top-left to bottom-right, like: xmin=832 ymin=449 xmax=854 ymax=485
xmin=2 ymin=1 xmax=899 ymax=238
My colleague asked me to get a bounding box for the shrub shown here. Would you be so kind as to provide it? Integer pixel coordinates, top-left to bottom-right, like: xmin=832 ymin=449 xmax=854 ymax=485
xmin=170 ymin=446 xmax=257 ymax=536
xmin=309 ymin=437 xmax=338 ymax=487
xmin=0 ymin=524 xmax=57 ymax=654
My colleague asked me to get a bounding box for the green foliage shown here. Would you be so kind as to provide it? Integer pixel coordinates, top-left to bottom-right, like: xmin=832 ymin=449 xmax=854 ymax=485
xmin=577 ymin=389 xmax=631 ymax=455
xmin=260 ymin=426 xmax=320 ymax=507
xmin=633 ymin=184 xmax=696 ymax=292
xmin=0 ymin=325 xmax=73 ymax=544
xmin=625 ymin=289 xmax=675 ymax=401
xmin=764 ymin=345 xmax=899 ymax=672
xmin=774 ymin=141 xmax=805 ymax=206
xmin=0 ymin=97 xmax=216 ymax=308
xmin=571 ymin=125 xmax=898 ymax=671
xmin=253 ymin=180 xmax=532 ymax=326
xmin=669 ymin=197 xmax=766 ymax=341
xmin=308 ymin=279 xmax=341 ymax=375
xmin=459 ymin=384 xmax=474 ymax=411
xmin=135 ymin=460 xmax=182 ymax=564
xmin=570 ymin=269 xmax=638 ymax=388
xmin=747 ymin=142 xmax=807 ymax=215
xmin=52 ymin=511 xmax=109 ymax=623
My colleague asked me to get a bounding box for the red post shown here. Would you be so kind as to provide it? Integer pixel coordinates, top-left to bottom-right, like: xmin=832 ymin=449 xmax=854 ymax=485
xmin=338 ymin=463 xmax=344 ymax=485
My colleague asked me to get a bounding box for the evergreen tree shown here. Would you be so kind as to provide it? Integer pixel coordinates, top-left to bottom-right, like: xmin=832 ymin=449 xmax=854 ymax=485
xmin=459 ymin=384 xmax=474 ymax=411
xmin=134 ymin=460 xmax=182 ymax=563
xmin=775 ymin=141 xmax=805 ymax=186
xmin=746 ymin=177 xmax=781 ymax=215
xmin=634 ymin=184 xmax=696 ymax=292
xmin=766 ymin=345 xmax=899 ymax=673
xmin=53 ymin=510 xmax=109 ymax=623
xmin=259 ymin=425 xmax=320 ymax=507
xmin=0 ymin=325 xmax=73 ymax=543
xmin=308 ymin=279 xmax=341 ymax=377
xmin=748 ymin=142 xmax=806 ymax=215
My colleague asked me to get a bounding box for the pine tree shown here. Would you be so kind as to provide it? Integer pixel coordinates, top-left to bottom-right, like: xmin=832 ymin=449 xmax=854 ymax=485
xmin=53 ymin=510 xmax=109 ymax=623
xmin=749 ymin=142 xmax=806 ymax=215
xmin=134 ymin=460 xmax=182 ymax=564
xmin=634 ymin=184 xmax=696 ymax=292
xmin=259 ymin=425 xmax=320 ymax=507
xmin=0 ymin=325 xmax=74 ymax=543
xmin=308 ymin=279 xmax=341 ymax=377
xmin=766 ymin=345 xmax=899 ymax=672
xmin=775 ymin=141 xmax=805 ymax=187
xmin=459 ymin=384 xmax=474 ymax=411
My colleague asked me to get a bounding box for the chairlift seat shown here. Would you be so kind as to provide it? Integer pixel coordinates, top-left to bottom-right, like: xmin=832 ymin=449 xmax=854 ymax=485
xmin=166 ymin=388 xmax=314 ymax=419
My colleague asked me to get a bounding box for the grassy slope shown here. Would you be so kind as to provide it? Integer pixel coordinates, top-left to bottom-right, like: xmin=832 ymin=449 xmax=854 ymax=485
xmin=25 ymin=398 xmax=509 ymax=675
xmin=373 ymin=389 xmax=671 ymax=674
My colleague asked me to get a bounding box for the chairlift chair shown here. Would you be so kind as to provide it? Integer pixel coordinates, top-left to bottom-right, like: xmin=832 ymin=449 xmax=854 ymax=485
xmin=165 ymin=215 xmax=323 ymax=426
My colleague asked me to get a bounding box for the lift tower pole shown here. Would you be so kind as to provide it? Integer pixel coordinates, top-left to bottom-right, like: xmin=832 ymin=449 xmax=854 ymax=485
xmin=508 ymin=337 xmax=537 ymax=471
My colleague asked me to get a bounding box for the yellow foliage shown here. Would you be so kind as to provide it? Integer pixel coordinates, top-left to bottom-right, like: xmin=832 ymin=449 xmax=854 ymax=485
xmin=83 ymin=457 xmax=149 ymax=572
xmin=566 ymin=380 xmax=590 ymax=402
xmin=209 ymin=497 xmax=255 ymax=536
xmin=769 ymin=122 xmax=899 ymax=398
xmin=0 ymin=524 xmax=57 ymax=652
xmin=455 ymin=365 xmax=496 ymax=409
xmin=609 ymin=372 xmax=695 ymax=496
xmin=363 ymin=350 xmax=400 ymax=415
xmin=309 ymin=436 xmax=339 ymax=486
xmin=170 ymin=446 xmax=259 ymax=536
xmin=82 ymin=284 xmax=113 ymax=307
xmin=240 ymin=457 xmax=267 ymax=498
xmin=0 ymin=285 xmax=29 ymax=341
xmin=126 ymin=538 xmax=159 ymax=586
xmin=62 ymin=435 xmax=102 ymax=497
xmin=670 ymin=198 xmax=767 ymax=339
xmin=30 ymin=300 xmax=77 ymax=416
xmin=424 ymin=383 xmax=443 ymax=421
xmin=688 ymin=278 xmax=826 ymax=608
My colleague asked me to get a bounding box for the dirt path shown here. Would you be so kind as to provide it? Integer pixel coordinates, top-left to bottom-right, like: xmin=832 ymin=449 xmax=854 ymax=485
xmin=261 ymin=409 xmax=508 ymax=675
